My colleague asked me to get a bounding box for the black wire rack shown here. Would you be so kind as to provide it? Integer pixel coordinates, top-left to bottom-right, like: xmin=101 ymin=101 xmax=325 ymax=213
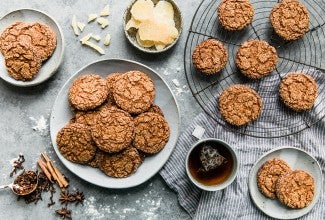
xmin=184 ymin=0 xmax=325 ymax=138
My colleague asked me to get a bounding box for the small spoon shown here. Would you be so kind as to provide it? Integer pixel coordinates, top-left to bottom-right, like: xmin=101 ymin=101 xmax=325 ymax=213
xmin=0 ymin=170 xmax=38 ymax=196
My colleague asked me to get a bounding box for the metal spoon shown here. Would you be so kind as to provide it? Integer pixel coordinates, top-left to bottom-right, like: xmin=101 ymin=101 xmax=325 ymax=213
xmin=0 ymin=170 xmax=38 ymax=196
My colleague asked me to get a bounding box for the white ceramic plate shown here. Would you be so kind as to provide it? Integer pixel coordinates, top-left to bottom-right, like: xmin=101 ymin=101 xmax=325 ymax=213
xmin=249 ymin=146 xmax=323 ymax=219
xmin=0 ymin=8 xmax=64 ymax=87
xmin=50 ymin=59 xmax=180 ymax=189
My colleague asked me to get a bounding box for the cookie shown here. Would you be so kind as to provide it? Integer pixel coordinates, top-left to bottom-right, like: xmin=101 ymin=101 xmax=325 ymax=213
xmin=133 ymin=112 xmax=170 ymax=154
xmin=219 ymin=84 xmax=262 ymax=126
xmin=276 ymin=170 xmax=315 ymax=208
xmin=217 ymin=0 xmax=254 ymax=31
xmin=236 ymin=40 xmax=278 ymax=79
xmin=56 ymin=123 xmax=97 ymax=164
xmin=0 ymin=21 xmax=24 ymax=54
xmin=91 ymin=107 xmax=134 ymax=153
xmin=68 ymin=74 xmax=109 ymax=111
xmin=279 ymin=73 xmax=318 ymax=111
xmin=4 ymin=42 xmax=42 ymax=81
xmin=99 ymin=147 xmax=143 ymax=178
xmin=270 ymin=0 xmax=309 ymax=41
xmin=87 ymin=149 xmax=105 ymax=168
xmin=192 ymin=39 xmax=228 ymax=75
xmin=257 ymin=158 xmax=291 ymax=199
xmin=147 ymin=104 xmax=164 ymax=117
xmin=113 ymin=71 xmax=155 ymax=114
xmin=106 ymin=72 xmax=121 ymax=101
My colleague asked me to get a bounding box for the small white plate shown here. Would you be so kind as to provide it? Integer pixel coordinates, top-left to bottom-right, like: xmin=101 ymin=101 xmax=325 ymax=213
xmin=0 ymin=8 xmax=64 ymax=87
xmin=50 ymin=59 xmax=180 ymax=189
xmin=249 ymin=146 xmax=323 ymax=219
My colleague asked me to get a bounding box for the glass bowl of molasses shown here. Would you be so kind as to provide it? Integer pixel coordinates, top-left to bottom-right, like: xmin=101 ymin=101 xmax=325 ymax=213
xmin=186 ymin=138 xmax=239 ymax=191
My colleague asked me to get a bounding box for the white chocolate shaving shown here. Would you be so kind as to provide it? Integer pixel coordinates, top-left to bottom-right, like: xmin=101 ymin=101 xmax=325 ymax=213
xmin=104 ymin=34 xmax=111 ymax=46
xmin=88 ymin=14 xmax=98 ymax=22
xmin=100 ymin=5 xmax=110 ymax=17
xmin=83 ymin=41 xmax=105 ymax=55
xmin=97 ymin=17 xmax=109 ymax=28
xmin=91 ymin=34 xmax=101 ymax=41
xmin=71 ymin=15 xmax=80 ymax=36
xmin=77 ymin=22 xmax=86 ymax=32
xmin=80 ymin=33 xmax=92 ymax=44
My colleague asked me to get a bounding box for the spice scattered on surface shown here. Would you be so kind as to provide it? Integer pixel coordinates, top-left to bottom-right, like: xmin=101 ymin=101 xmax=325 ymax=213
xmin=56 ymin=207 xmax=72 ymax=219
xmin=9 ymin=153 xmax=25 ymax=177
xmin=12 ymin=170 xmax=38 ymax=195
xmin=29 ymin=116 xmax=48 ymax=133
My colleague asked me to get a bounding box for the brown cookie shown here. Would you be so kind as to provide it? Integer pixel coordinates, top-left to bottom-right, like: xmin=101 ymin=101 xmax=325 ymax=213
xmin=106 ymin=72 xmax=121 ymax=101
xmin=91 ymin=107 xmax=134 ymax=153
xmin=99 ymin=147 xmax=143 ymax=178
xmin=270 ymin=0 xmax=309 ymax=41
xmin=279 ymin=73 xmax=318 ymax=111
xmin=192 ymin=39 xmax=228 ymax=75
xmin=68 ymin=74 xmax=109 ymax=111
xmin=56 ymin=123 xmax=97 ymax=164
xmin=113 ymin=71 xmax=155 ymax=114
xmin=0 ymin=22 xmax=24 ymax=54
xmin=133 ymin=112 xmax=170 ymax=154
xmin=276 ymin=170 xmax=315 ymax=208
xmin=147 ymin=104 xmax=164 ymax=117
xmin=257 ymin=158 xmax=291 ymax=199
xmin=219 ymin=84 xmax=262 ymax=126
xmin=4 ymin=41 xmax=42 ymax=81
xmin=236 ymin=40 xmax=278 ymax=79
xmin=87 ymin=149 xmax=106 ymax=168
xmin=217 ymin=0 xmax=254 ymax=31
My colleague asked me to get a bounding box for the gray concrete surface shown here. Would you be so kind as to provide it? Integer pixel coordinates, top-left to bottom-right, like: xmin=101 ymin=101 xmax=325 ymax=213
xmin=0 ymin=0 xmax=201 ymax=219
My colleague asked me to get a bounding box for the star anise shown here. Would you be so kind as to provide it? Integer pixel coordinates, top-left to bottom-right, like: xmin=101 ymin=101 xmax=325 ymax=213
xmin=55 ymin=207 xmax=72 ymax=219
xmin=10 ymin=154 xmax=25 ymax=177
xmin=59 ymin=190 xmax=75 ymax=206
xmin=73 ymin=189 xmax=85 ymax=205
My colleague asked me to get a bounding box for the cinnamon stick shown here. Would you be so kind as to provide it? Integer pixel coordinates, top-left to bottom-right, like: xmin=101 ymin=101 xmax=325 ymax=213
xmin=37 ymin=159 xmax=53 ymax=183
xmin=41 ymin=152 xmax=68 ymax=188
xmin=46 ymin=160 xmax=63 ymax=188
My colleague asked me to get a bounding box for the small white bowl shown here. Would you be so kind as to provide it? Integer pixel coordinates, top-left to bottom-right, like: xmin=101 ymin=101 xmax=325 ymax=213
xmin=123 ymin=0 xmax=183 ymax=54
xmin=185 ymin=138 xmax=239 ymax=191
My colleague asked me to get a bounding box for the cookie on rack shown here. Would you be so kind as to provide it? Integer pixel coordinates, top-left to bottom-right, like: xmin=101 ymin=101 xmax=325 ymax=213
xmin=217 ymin=0 xmax=254 ymax=31
xmin=219 ymin=84 xmax=262 ymax=126
xmin=279 ymin=72 xmax=318 ymax=111
xmin=276 ymin=170 xmax=315 ymax=208
xmin=133 ymin=112 xmax=170 ymax=154
xmin=192 ymin=39 xmax=228 ymax=75
xmin=236 ymin=40 xmax=278 ymax=79
xmin=99 ymin=147 xmax=143 ymax=178
xmin=68 ymin=74 xmax=109 ymax=111
xmin=257 ymin=158 xmax=291 ymax=199
xmin=113 ymin=71 xmax=155 ymax=114
xmin=56 ymin=122 xmax=97 ymax=164
xmin=270 ymin=0 xmax=309 ymax=41
xmin=91 ymin=107 xmax=134 ymax=153
xmin=4 ymin=41 xmax=42 ymax=81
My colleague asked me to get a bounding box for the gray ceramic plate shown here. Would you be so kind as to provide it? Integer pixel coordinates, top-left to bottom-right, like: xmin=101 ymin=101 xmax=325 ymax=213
xmin=249 ymin=146 xmax=323 ymax=219
xmin=50 ymin=59 xmax=180 ymax=189
xmin=123 ymin=0 xmax=183 ymax=53
xmin=0 ymin=9 xmax=64 ymax=87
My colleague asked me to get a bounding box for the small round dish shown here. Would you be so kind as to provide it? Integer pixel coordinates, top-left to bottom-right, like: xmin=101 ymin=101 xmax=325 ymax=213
xmin=0 ymin=8 xmax=64 ymax=87
xmin=185 ymin=138 xmax=239 ymax=191
xmin=249 ymin=146 xmax=323 ymax=219
xmin=123 ymin=0 xmax=183 ymax=54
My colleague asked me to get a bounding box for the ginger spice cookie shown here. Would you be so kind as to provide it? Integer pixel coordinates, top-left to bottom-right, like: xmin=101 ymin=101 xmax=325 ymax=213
xmin=217 ymin=0 xmax=254 ymax=31
xmin=113 ymin=71 xmax=155 ymax=114
xmin=276 ymin=170 xmax=315 ymax=208
xmin=68 ymin=74 xmax=109 ymax=111
xmin=219 ymin=84 xmax=262 ymax=126
xmin=133 ymin=112 xmax=170 ymax=154
xmin=91 ymin=107 xmax=134 ymax=153
xmin=4 ymin=42 xmax=42 ymax=81
xmin=257 ymin=158 xmax=291 ymax=199
xmin=0 ymin=21 xmax=24 ymax=54
xmin=192 ymin=39 xmax=228 ymax=75
xmin=270 ymin=0 xmax=309 ymax=41
xmin=99 ymin=147 xmax=143 ymax=178
xmin=87 ymin=149 xmax=106 ymax=168
xmin=106 ymin=72 xmax=121 ymax=101
xmin=147 ymin=104 xmax=164 ymax=117
xmin=56 ymin=123 xmax=97 ymax=164
xmin=236 ymin=40 xmax=278 ymax=79
xmin=279 ymin=73 xmax=318 ymax=111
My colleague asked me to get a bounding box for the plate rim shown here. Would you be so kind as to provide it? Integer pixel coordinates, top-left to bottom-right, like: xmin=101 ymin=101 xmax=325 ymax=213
xmin=0 ymin=8 xmax=65 ymax=87
xmin=248 ymin=146 xmax=323 ymax=219
xmin=50 ymin=58 xmax=181 ymax=189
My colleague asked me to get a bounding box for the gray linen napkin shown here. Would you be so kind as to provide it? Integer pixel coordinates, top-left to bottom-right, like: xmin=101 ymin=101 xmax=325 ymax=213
xmin=160 ymin=72 xmax=325 ymax=219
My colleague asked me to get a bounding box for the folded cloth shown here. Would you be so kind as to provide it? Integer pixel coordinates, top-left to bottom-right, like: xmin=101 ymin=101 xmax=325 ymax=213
xmin=160 ymin=112 xmax=325 ymax=219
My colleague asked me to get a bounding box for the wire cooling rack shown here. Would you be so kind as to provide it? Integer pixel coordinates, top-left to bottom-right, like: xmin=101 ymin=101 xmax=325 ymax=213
xmin=184 ymin=0 xmax=325 ymax=138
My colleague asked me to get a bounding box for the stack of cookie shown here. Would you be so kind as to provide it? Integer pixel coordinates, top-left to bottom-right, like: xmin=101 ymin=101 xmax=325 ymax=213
xmin=257 ymin=158 xmax=315 ymax=209
xmin=56 ymin=71 xmax=170 ymax=178
xmin=0 ymin=21 xmax=57 ymax=81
